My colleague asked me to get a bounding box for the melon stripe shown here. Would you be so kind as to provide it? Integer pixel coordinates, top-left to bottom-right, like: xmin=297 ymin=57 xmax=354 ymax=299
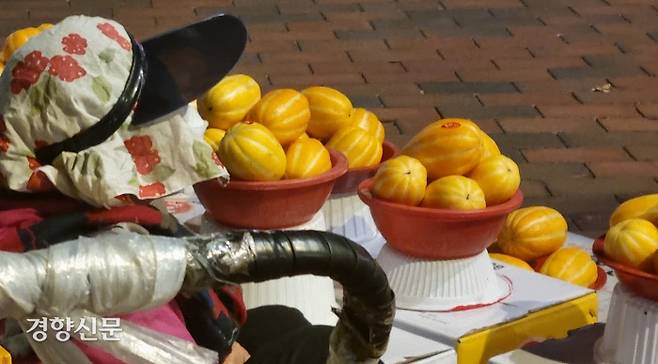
xmin=230 ymin=139 xmax=274 ymax=179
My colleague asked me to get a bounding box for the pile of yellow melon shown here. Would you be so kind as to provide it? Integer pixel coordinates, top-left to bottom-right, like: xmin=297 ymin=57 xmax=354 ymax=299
xmin=198 ymin=74 xmax=386 ymax=181
xmin=372 ymin=118 xmax=520 ymax=209
xmin=490 ymin=206 xmax=599 ymax=288
xmin=603 ymin=194 xmax=658 ymax=274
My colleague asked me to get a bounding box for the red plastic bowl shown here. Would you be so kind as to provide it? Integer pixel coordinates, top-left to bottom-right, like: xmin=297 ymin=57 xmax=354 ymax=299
xmin=194 ymin=149 xmax=348 ymax=229
xmin=534 ymin=255 xmax=608 ymax=290
xmin=593 ymin=236 xmax=658 ymax=301
xmin=331 ymin=141 xmax=400 ymax=195
xmin=358 ymin=178 xmax=524 ymax=259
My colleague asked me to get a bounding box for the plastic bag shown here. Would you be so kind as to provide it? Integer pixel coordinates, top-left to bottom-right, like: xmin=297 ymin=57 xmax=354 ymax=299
xmin=0 ymin=232 xmax=218 ymax=364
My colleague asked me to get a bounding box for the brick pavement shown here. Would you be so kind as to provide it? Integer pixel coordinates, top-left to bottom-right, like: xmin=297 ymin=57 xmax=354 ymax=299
xmin=2 ymin=0 xmax=658 ymax=237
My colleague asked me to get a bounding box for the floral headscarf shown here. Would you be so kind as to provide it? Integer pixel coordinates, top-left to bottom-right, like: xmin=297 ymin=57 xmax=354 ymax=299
xmin=0 ymin=15 xmax=228 ymax=207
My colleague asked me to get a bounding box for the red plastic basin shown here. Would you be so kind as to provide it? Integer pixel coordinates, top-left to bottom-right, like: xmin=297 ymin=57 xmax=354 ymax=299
xmin=194 ymin=149 xmax=348 ymax=229
xmin=331 ymin=140 xmax=400 ymax=195
xmin=593 ymin=236 xmax=658 ymax=301
xmin=358 ymin=178 xmax=524 ymax=259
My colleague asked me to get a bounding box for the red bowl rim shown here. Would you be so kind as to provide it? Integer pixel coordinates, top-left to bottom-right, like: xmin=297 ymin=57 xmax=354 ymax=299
xmin=216 ymin=148 xmax=348 ymax=191
xmin=591 ymin=265 xmax=608 ymax=290
xmin=358 ymin=178 xmax=524 ymax=221
xmin=592 ymin=236 xmax=658 ymax=281
xmin=344 ymin=140 xmax=400 ymax=173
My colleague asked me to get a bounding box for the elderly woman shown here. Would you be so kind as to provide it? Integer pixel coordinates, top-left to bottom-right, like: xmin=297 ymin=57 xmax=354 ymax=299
xmin=0 ymin=14 xmax=335 ymax=364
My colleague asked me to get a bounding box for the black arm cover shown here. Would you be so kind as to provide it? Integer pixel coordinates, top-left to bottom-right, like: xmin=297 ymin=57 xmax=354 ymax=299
xmin=206 ymin=230 xmax=395 ymax=362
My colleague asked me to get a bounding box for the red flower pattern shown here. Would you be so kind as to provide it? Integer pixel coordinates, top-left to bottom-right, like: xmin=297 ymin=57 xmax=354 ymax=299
xmin=62 ymin=33 xmax=88 ymax=55
xmin=26 ymin=171 xmax=54 ymax=192
xmin=0 ymin=135 xmax=8 ymax=153
xmin=48 ymin=55 xmax=86 ymax=82
xmin=97 ymin=23 xmax=131 ymax=51
xmin=115 ymin=194 xmax=136 ymax=205
xmin=27 ymin=157 xmax=41 ymax=170
xmin=0 ymin=117 xmax=8 ymax=153
xmin=139 ymin=182 xmax=166 ymax=198
xmin=10 ymin=51 xmax=49 ymax=94
xmin=26 ymin=155 xmax=52 ymax=191
xmin=165 ymin=199 xmax=193 ymax=214
xmin=34 ymin=140 xmax=48 ymax=148
xmin=124 ymin=135 xmax=161 ymax=175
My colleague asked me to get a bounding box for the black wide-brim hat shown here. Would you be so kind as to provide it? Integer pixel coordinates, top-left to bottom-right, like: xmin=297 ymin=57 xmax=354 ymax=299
xmin=35 ymin=14 xmax=247 ymax=165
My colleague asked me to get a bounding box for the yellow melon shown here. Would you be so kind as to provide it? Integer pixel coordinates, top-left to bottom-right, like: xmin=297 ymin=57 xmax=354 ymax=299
xmin=204 ymin=128 xmax=226 ymax=152
xmin=539 ymin=247 xmax=598 ymax=288
xmin=468 ymin=155 xmax=520 ymax=205
xmin=197 ymin=74 xmax=261 ymax=130
xmin=435 ymin=118 xmax=499 ymax=162
xmin=372 ymin=155 xmax=427 ymax=206
xmin=479 ymin=131 xmax=501 ymax=161
xmin=295 ymin=132 xmax=310 ymax=142
xmin=422 ymin=175 xmax=486 ymax=210
xmin=639 ymin=206 xmax=658 ymax=226
xmin=285 ymin=138 xmax=332 ymax=179
xmin=437 ymin=118 xmax=481 ymax=133
xmin=610 ymin=194 xmax=658 ymax=227
xmin=326 ymin=127 xmax=383 ymax=168
xmin=302 ymin=86 xmax=353 ymax=140
xmin=247 ymin=89 xmax=311 ymax=145
xmin=489 ymin=253 xmax=534 ymax=271
xmin=37 ymin=23 xmax=53 ymax=31
xmin=496 ymin=206 xmax=568 ymax=261
xmin=2 ymin=26 xmax=41 ymax=62
xmin=218 ymin=122 xmax=286 ymax=181
xmin=350 ymin=108 xmax=385 ymax=143
xmin=604 ymin=218 xmax=658 ymax=270
xmin=402 ymin=119 xmax=483 ymax=180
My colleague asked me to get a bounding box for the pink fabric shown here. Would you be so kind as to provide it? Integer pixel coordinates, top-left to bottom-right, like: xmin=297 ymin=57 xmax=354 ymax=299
xmin=0 ymin=208 xmax=42 ymax=228
xmin=0 ymin=208 xmax=42 ymax=252
xmin=73 ymin=302 xmax=195 ymax=364
xmin=14 ymin=303 xmax=195 ymax=364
